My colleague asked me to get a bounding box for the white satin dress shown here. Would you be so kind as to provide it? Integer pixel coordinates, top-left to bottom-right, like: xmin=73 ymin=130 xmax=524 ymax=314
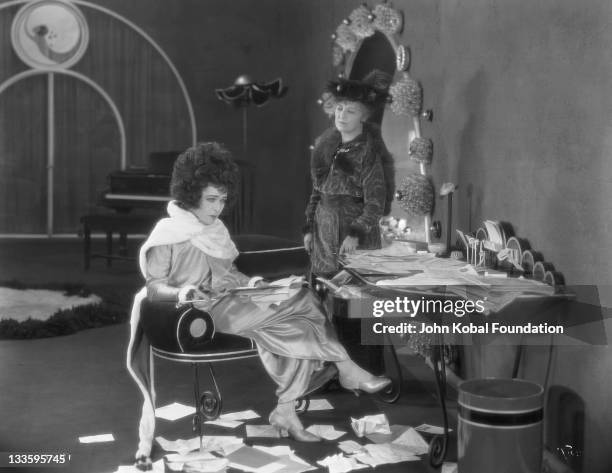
xmin=145 ymin=241 xmax=349 ymax=402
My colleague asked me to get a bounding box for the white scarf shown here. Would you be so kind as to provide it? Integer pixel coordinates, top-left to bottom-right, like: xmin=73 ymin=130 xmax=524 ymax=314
xmin=137 ymin=201 xmax=239 ymax=276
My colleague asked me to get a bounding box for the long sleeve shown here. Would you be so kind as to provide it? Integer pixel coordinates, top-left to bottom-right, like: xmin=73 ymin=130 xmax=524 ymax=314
xmin=144 ymin=245 xmax=182 ymax=301
xmin=348 ymin=150 xmax=386 ymax=240
xmin=213 ymin=264 xmax=251 ymax=292
xmin=303 ymin=187 xmax=321 ymax=234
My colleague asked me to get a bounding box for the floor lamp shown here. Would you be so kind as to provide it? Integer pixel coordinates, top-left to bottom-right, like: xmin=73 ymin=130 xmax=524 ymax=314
xmin=215 ymin=75 xmax=288 ymax=158
xmin=215 ymin=76 xmax=287 ymax=232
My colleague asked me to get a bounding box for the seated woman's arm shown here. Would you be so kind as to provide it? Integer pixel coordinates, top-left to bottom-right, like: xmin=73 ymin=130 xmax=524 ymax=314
xmin=214 ymin=263 xmax=266 ymax=293
xmin=145 ymin=245 xmax=198 ymax=303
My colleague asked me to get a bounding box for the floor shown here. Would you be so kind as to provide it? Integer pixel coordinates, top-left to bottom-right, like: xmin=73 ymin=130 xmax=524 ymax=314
xmin=0 ymin=238 xmax=458 ymax=473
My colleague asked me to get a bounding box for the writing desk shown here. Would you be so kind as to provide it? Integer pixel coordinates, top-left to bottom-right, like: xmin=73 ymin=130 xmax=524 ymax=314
xmin=319 ymin=251 xmax=571 ymax=467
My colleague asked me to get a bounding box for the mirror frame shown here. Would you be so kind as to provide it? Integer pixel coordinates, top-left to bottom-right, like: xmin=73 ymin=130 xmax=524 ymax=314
xmin=333 ymin=6 xmax=434 ymax=243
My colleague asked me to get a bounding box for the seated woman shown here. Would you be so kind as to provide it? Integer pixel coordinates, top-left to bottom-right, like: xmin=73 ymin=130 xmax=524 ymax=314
xmin=128 ymin=142 xmax=391 ymax=460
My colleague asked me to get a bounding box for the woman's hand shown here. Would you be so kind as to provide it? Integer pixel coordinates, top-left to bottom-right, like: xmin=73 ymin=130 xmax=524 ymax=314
xmin=178 ymin=286 xmax=211 ymax=306
xmin=303 ymin=233 xmax=313 ymax=254
xmin=339 ymin=235 xmax=359 ymax=255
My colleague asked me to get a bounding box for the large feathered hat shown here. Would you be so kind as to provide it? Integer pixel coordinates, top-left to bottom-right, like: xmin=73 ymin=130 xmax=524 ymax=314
xmin=326 ymin=69 xmax=392 ymax=111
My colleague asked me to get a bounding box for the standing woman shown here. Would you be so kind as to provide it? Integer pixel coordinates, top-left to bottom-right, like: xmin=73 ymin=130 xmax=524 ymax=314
xmin=304 ymin=71 xmax=394 ymax=278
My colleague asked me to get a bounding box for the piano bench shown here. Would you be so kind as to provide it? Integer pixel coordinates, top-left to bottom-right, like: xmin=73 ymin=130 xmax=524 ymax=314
xmin=80 ymin=214 xmax=157 ymax=270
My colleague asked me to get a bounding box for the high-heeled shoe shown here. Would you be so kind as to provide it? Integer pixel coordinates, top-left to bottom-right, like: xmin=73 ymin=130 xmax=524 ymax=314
xmin=269 ymin=409 xmax=321 ymax=442
xmin=340 ymin=375 xmax=393 ymax=395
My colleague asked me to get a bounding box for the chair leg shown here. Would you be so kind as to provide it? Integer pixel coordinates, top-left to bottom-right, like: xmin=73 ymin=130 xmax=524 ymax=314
xmin=192 ymin=363 xmax=204 ymax=451
xmin=198 ymin=364 xmax=223 ymax=421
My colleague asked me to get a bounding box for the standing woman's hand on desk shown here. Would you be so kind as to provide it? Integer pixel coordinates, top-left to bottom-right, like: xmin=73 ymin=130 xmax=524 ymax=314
xmin=303 ymin=233 xmax=313 ymax=254
xmin=339 ymin=235 xmax=359 ymax=255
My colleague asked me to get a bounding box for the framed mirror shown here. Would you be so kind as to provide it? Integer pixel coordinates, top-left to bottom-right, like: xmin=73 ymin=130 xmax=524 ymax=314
xmin=327 ymin=3 xmax=435 ymax=245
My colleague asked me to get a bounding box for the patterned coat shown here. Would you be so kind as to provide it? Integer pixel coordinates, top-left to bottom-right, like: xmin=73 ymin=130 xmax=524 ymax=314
xmin=304 ymin=123 xmax=394 ymax=276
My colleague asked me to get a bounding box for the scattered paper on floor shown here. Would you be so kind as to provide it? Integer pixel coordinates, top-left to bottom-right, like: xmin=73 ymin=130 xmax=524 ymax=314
xmin=226 ymin=445 xmax=283 ymax=473
xmin=220 ymin=409 xmax=261 ymax=421
xmin=354 ymin=443 xmax=419 ymax=467
xmin=79 ymin=433 xmax=115 ymax=443
xmin=365 ymin=424 xmax=408 ymax=444
xmin=415 ymin=423 xmax=452 ymax=435
xmin=350 ymin=414 xmax=391 ymax=437
xmin=317 ymin=454 xmax=368 ymax=473
xmin=338 ymin=440 xmax=363 ymax=454
xmin=205 ymin=419 xmax=244 ymax=429
xmin=246 ymin=425 xmax=281 ymax=438
xmin=305 ymin=424 xmax=346 ymax=441
xmin=307 ymin=398 xmax=334 ymax=410
xmin=155 ymin=402 xmax=194 ymax=421
xmin=165 ymin=451 xmax=218 ymax=463
xmin=110 ymin=459 xmax=164 ymax=472
xmin=252 ymin=445 xmax=312 ymax=469
xmin=391 ymin=427 xmax=429 ymax=455
xmin=156 ymin=435 xmax=243 ymax=455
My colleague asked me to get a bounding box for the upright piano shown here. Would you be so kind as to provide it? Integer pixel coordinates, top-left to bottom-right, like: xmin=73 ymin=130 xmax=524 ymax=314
xmin=100 ymin=151 xmax=253 ymax=234
xmin=101 ymin=151 xmax=176 ymax=214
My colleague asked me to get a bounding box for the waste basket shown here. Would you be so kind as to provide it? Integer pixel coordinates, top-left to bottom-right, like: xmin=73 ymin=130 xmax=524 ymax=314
xmin=458 ymin=378 xmax=544 ymax=473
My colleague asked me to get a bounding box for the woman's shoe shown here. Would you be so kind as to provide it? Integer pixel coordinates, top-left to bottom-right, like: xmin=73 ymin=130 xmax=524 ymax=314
xmin=269 ymin=410 xmax=321 ymax=442
xmin=336 ymin=360 xmax=393 ymax=394
xmin=355 ymin=376 xmax=393 ymax=394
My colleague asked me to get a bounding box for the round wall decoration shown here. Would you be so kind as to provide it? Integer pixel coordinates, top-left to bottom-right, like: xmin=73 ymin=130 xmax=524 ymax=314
xmin=11 ymin=0 xmax=89 ymax=70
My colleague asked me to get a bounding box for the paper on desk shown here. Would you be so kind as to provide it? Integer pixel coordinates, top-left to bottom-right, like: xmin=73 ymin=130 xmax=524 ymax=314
xmin=375 ymin=270 xmax=484 ymax=287
xmin=350 ymin=414 xmax=391 ymax=438
xmin=155 ymin=435 xmax=243 ymax=455
xmin=307 ymin=398 xmax=334 ymax=410
xmin=220 ymin=409 xmax=260 ymax=421
xmin=79 ymin=433 xmax=115 ymax=443
xmin=354 ymin=443 xmax=420 ymax=467
xmin=155 ymin=402 xmax=194 ymax=421
xmin=246 ymin=424 xmax=282 ymax=438
xmin=317 ymin=454 xmax=368 ymax=473
xmin=204 ymin=419 xmax=244 ymax=429
xmin=338 ymin=440 xmax=363 ymax=454
xmin=270 ymin=276 xmax=305 ymax=287
xmin=305 ymin=424 xmax=346 ymax=440
xmin=391 ymin=427 xmax=429 ymax=455
xmin=415 ymin=423 xmax=452 ymax=435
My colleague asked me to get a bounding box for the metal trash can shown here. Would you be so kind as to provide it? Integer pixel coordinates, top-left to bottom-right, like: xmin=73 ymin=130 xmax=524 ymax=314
xmin=458 ymin=378 xmax=544 ymax=473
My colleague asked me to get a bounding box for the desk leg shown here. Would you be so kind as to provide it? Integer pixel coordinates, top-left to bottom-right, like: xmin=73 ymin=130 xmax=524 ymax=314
xmin=428 ymin=335 xmax=450 ymax=467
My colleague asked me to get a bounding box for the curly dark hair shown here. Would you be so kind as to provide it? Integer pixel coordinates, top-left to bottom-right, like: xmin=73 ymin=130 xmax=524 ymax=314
xmin=170 ymin=142 xmax=239 ymax=210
